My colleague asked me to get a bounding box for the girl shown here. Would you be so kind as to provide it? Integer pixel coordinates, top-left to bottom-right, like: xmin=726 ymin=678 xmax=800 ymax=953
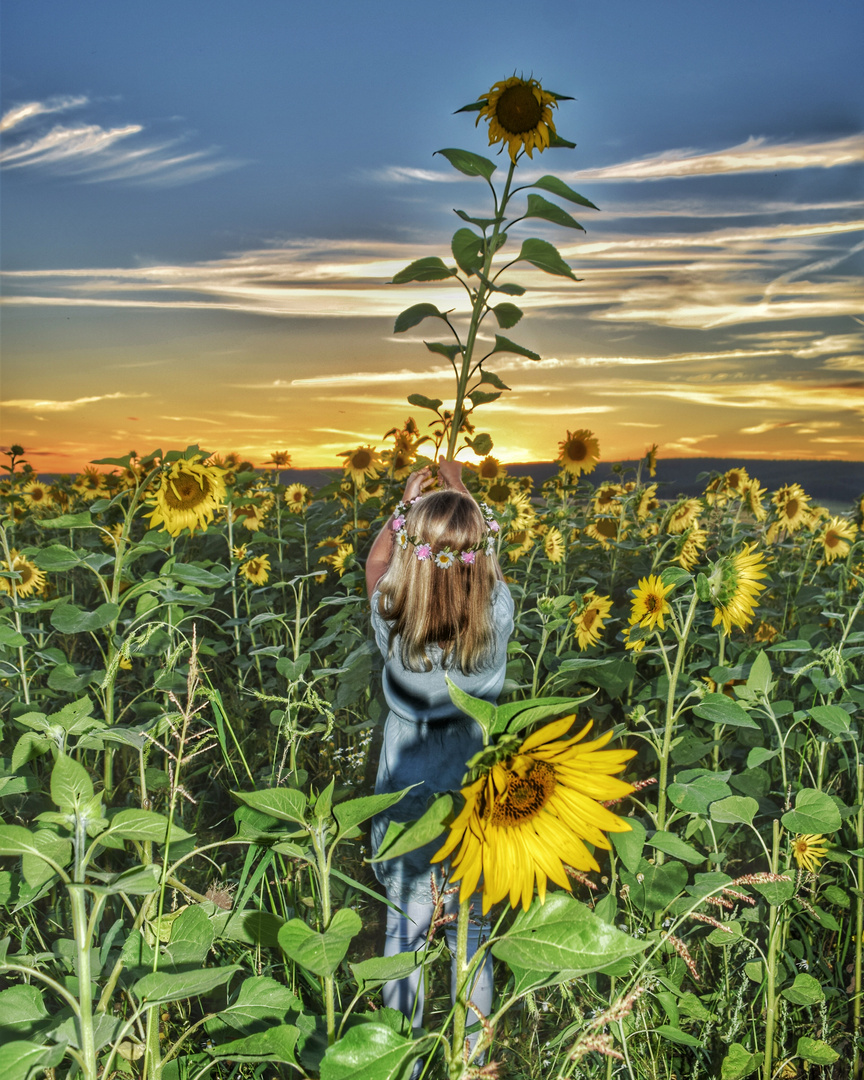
xmin=365 ymin=457 xmax=514 ymax=1050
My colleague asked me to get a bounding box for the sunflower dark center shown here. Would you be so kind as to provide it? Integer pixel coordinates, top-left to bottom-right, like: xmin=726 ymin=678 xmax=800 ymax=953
xmin=582 ymin=608 xmax=598 ymax=630
xmin=352 ymin=450 xmax=372 ymax=470
xmin=488 ymin=482 xmax=510 ymax=502
xmin=565 ymin=438 xmax=588 ymax=462
xmin=496 ymin=84 xmax=543 ymax=135
xmin=480 ymin=460 xmax=499 ymax=479
xmin=785 ymin=499 xmax=799 ymax=518
xmin=491 ymin=761 xmax=556 ymax=827
xmin=165 ymin=474 xmax=208 ymax=510
xmin=825 ymin=531 xmax=840 ymax=548
xmin=597 ymin=519 xmax=617 ymax=539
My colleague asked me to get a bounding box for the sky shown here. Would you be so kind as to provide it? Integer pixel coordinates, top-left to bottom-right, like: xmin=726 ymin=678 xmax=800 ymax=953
xmin=2 ymin=0 xmax=863 ymax=473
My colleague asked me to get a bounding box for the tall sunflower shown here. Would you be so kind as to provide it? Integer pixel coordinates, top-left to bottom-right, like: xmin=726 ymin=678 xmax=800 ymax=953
xmin=74 ymin=466 xmax=107 ymax=500
xmin=584 ymin=517 xmax=620 ymax=549
xmin=570 ymin=592 xmax=613 ymax=650
xmin=636 ymin=484 xmax=659 ymax=523
xmin=772 ymin=483 xmax=810 ymax=533
xmin=792 ymin=834 xmax=827 ymax=874
xmin=284 ymin=483 xmax=311 ymax=514
xmin=145 ymin=458 xmax=227 ymax=537
xmin=674 ymin=523 xmax=708 ymax=571
xmin=22 ymin=480 xmax=52 ymax=510
xmin=238 ymin=553 xmax=270 ymax=586
xmin=820 ymin=516 xmax=857 ymax=564
xmin=432 ymin=715 xmax=635 ymax=912
xmin=708 ymin=543 xmax=768 ymax=635
xmin=745 ymin=479 xmax=768 ymax=522
xmin=339 ymin=446 xmax=382 ymax=487
xmin=628 ymin=574 xmax=674 ymax=633
xmin=0 ymin=549 xmax=46 ymax=598
xmin=476 ymin=75 xmax=561 ymax=162
xmin=667 ymin=498 xmax=702 ymax=534
xmin=543 ymin=525 xmax=565 ymax=564
xmin=477 ymin=455 xmax=506 ymax=483
xmin=557 ymin=429 xmax=600 ymax=478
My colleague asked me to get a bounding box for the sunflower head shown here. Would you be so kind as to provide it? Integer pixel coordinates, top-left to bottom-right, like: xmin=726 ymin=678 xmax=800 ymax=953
xmin=570 ymin=591 xmax=613 ymax=650
xmin=477 ymin=455 xmax=505 ymax=483
xmin=792 ymin=833 xmax=828 ymax=874
xmin=707 ymin=543 xmax=768 ymax=635
xmin=628 ymin=574 xmax=674 ymax=633
xmin=339 ymin=446 xmax=382 ymax=488
xmin=820 ymin=516 xmax=857 ymax=564
xmin=475 ymin=75 xmax=570 ymax=162
xmin=0 ymin=549 xmax=47 ymax=598
xmin=284 ymin=483 xmax=312 ymax=514
xmin=238 ymin=553 xmax=271 ymax=586
xmin=558 ymin=429 xmax=600 ymax=478
xmin=543 ymin=525 xmax=565 ymax=563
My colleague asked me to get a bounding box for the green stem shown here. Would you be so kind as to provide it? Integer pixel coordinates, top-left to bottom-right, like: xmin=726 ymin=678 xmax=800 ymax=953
xmin=854 ymin=762 xmax=863 ymax=1079
xmin=762 ymin=819 xmax=781 ymax=1080
xmin=448 ymin=896 xmax=472 ymax=1079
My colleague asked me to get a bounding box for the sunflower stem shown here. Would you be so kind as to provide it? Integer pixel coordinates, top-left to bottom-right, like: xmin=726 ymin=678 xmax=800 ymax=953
xmin=448 ymin=896 xmax=472 ymax=1078
xmin=762 ymin=818 xmax=781 ymax=1080
xmin=854 ymin=761 xmax=863 ymax=1078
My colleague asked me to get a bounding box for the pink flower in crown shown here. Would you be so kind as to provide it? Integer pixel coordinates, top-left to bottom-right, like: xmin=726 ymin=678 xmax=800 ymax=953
xmin=392 ymin=515 xmax=406 ymax=530
xmin=489 ymin=520 xmax=500 ymax=533
xmin=460 ymin=550 xmax=476 ymax=564
xmin=415 ymin=544 xmax=432 ymax=561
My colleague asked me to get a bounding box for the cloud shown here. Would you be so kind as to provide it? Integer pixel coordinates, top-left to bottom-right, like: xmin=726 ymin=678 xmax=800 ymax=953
xmin=2 ymin=392 xmax=148 ymax=412
xmin=561 ymin=134 xmax=864 ymax=182
xmin=0 ymin=95 xmax=241 ymax=186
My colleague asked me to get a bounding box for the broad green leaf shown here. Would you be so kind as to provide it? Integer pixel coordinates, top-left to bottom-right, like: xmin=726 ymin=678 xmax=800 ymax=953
xmin=706 ymin=919 xmax=743 ymax=946
xmin=487 ymin=334 xmax=540 ymax=362
xmin=0 ymin=984 xmax=49 ymax=1040
xmin=425 ymin=340 xmax=462 ymax=362
xmin=0 ymin=623 xmax=27 ymax=647
xmin=745 ymin=961 xmax=764 ymax=983
xmin=530 ymin=175 xmax=599 ymax=209
xmin=0 ymin=825 xmax=45 ymax=857
xmin=694 ymin=694 xmax=759 ymax=730
xmin=51 ymin=1012 xmax=124 ymax=1051
xmin=212 ymin=1025 xmax=300 ymax=1063
xmin=647 ymin=831 xmax=704 ymax=865
xmin=610 ymin=818 xmax=646 ymax=873
xmin=781 ymin=788 xmax=842 ymax=835
xmin=477 ymin=369 xmax=511 ymax=390
xmin=746 ymin=747 xmax=777 ymax=768
xmin=133 ymin=964 xmax=242 ymax=1004
xmin=0 ymin=1041 xmax=67 ymax=1080
xmin=40 ymin=511 xmax=94 ymax=529
xmin=232 ymin=786 xmax=308 ymax=826
xmin=454 ymin=209 xmax=497 ymax=229
xmin=333 ymin=788 xmax=413 ymax=836
xmin=656 ymin=1025 xmax=702 ymax=1048
xmin=751 ymin=877 xmax=794 ymax=905
xmin=391 ymin=257 xmax=456 ymax=284
xmin=277 ymin=908 xmax=361 ymax=977
xmin=406 ymin=393 xmax=443 ymax=413
xmin=319 ymin=1020 xmax=426 ymax=1080
xmin=350 ymin=943 xmax=444 ymax=989
xmin=468 ymin=390 xmax=501 ymax=407
xmin=808 ymin=704 xmax=852 ymax=736
xmin=51 ymin=602 xmax=119 ymax=634
xmin=209 ymin=907 xmax=285 ymax=948
xmin=22 ymin=831 xmax=71 ymax=889
xmin=393 ymin=303 xmax=446 ymax=334
xmin=710 ymin=796 xmax=758 ymax=827
xmin=445 ymin=676 xmax=495 ymax=732
xmin=161 ymin=904 xmax=215 ymax=968
xmin=104 ymin=808 xmax=194 ymax=844
xmin=276 ymin=653 xmax=310 ymax=681
xmin=465 ymin=433 xmax=493 ymax=456
xmin=619 ymin=860 xmax=688 ymax=914
xmin=168 ymin=563 xmax=229 ymax=588
xmin=47 ymin=664 xmax=92 ymax=694
xmin=667 ymin=769 xmax=733 ymax=816
xmin=796 ymin=1036 xmax=839 ymax=1065
xmin=745 ymin=650 xmax=773 ymax=695
xmin=782 ymin=972 xmax=824 ymax=1006
xmin=516 ymin=238 xmax=578 ymax=279
xmin=215 ymin=976 xmax=301 ymax=1033
xmin=720 ymin=1043 xmax=764 ymax=1079
xmin=90 ymin=864 xmax=161 ymax=895
xmin=32 ymin=544 xmax=82 ymax=571
xmin=50 ymin=753 xmax=94 ymax=812
xmin=491 ymin=303 xmax=523 ymax=329
xmin=524 ymin=193 xmax=585 ymax=230
xmin=492 ymin=694 xmax=589 ymax=738
xmin=369 ymin=795 xmax=453 ymax=863
xmin=491 ymin=893 xmax=647 ymax=974
xmin=434 ymin=147 xmax=496 ymax=179
xmin=451 ymin=228 xmax=485 ymax=275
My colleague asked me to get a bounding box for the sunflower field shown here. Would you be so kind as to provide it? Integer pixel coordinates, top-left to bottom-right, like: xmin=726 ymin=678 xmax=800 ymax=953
xmin=0 ymin=433 xmax=862 ymax=1080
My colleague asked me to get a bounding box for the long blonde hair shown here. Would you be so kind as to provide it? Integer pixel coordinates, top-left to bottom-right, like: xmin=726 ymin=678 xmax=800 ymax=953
xmin=376 ymin=491 xmax=498 ymax=673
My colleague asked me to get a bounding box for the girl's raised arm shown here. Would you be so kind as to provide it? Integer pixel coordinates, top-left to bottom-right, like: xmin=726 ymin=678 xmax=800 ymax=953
xmin=365 ymin=465 xmax=432 ymax=596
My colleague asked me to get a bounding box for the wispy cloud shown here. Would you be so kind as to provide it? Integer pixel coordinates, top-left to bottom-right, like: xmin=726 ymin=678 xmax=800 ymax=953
xmin=2 ymin=392 xmax=148 ymax=412
xmin=0 ymin=95 xmax=241 ymax=186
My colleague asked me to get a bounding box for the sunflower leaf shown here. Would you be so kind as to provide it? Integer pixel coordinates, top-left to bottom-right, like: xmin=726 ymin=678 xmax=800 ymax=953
xmin=368 ymin=795 xmax=454 ymax=863
xmin=451 ymin=228 xmax=485 ymax=275
xmin=468 ymin=390 xmax=501 ymax=407
xmin=477 ymin=370 xmax=511 ymax=391
xmin=424 ymin=341 xmax=462 ymax=362
xmin=781 ymin=788 xmax=842 ymax=835
xmin=434 ymin=147 xmax=497 ymax=180
xmin=530 ymin=175 xmax=599 ymax=210
xmin=393 ymin=303 xmax=447 ymax=334
xmin=524 ymin=194 xmax=585 ymax=231
xmin=391 ymin=257 xmax=457 ymax=285
xmin=454 ymin=209 xmax=498 ymax=229
xmin=548 ymin=132 xmax=577 ymax=149
xmin=487 ymin=335 xmax=541 ymax=362
xmin=516 ymin=238 xmax=579 ymax=280
xmin=465 ymin=433 xmax=493 ymax=456
xmin=406 ymin=394 xmax=443 ymax=414
xmin=453 ymin=101 xmax=486 ymax=114
xmin=491 ymin=303 xmax=523 ymax=329
xmin=445 ymin=676 xmax=496 ymax=732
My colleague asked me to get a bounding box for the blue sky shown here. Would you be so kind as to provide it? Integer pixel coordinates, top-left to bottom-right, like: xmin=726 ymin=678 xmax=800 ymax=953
xmin=2 ymin=0 xmax=863 ymax=471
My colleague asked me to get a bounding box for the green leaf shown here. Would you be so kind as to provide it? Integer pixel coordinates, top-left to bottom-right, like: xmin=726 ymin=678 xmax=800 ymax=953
xmin=487 ymin=334 xmax=540 ymax=362
xmin=465 ymin=433 xmax=494 ymax=456
xmin=22 ymin=831 xmax=72 ymax=888
xmin=745 ymin=651 xmax=773 ymax=695
xmin=647 ymin=830 xmax=704 ymax=865
xmin=391 ymin=257 xmax=457 ymax=284
xmin=0 ymin=984 xmax=49 ymax=1040
xmin=751 ymin=877 xmax=794 ymax=905
xmin=424 ymin=341 xmax=462 ymax=362
xmin=92 ymin=864 xmax=161 ymax=895
xmin=406 ymin=393 xmax=443 ymax=413
xmin=0 ymin=1041 xmax=67 ymax=1080
xmin=524 ymin=193 xmax=585 ymax=230
xmin=796 ymin=1036 xmax=839 ymax=1066
xmin=168 ymin=563 xmax=229 ymax=588
xmin=215 ymin=975 xmax=301 ymax=1033
xmin=161 ymin=904 xmax=215 ymax=968
xmin=477 ymin=369 xmax=511 ymax=390
xmin=46 ymin=663 xmax=92 ymax=694
xmin=209 ymin=908 xmax=285 ymax=948
xmin=232 ymin=787 xmax=308 ymax=826
xmin=133 ymin=965 xmax=242 ymax=1004
xmin=491 ymin=893 xmax=647 ymax=974
xmin=781 ymin=788 xmax=842 ymax=835
xmin=710 ymin=796 xmax=759 ymax=827
xmin=40 ymin=511 xmax=94 ymax=529
xmin=493 ymin=281 xmax=526 ymax=295
xmin=333 ymin=789 xmax=413 ymax=837
xmin=445 ymin=676 xmax=496 ymax=734
xmin=211 ymin=1025 xmax=300 ymax=1064
xmin=782 ymin=973 xmax=824 ymax=1006
xmin=491 ymin=303 xmax=523 ymax=329
xmin=369 ymin=794 xmax=453 ymax=862
xmin=491 ymin=695 xmax=593 ymax=739
xmin=655 ymin=1025 xmax=702 ymax=1048
xmin=467 ymin=390 xmax=501 ymax=407
xmin=694 ymin=694 xmax=760 ymax=729
xmin=350 ymin=944 xmax=443 ymax=989
xmin=516 ymin=238 xmax=578 ymax=280
xmin=808 ymin=704 xmax=852 ymax=736
xmin=451 ymin=228 xmax=485 ymax=275
xmin=659 ymin=566 xmax=692 ymax=590
xmin=105 ymin=809 xmax=194 ymax=844
xmin=393 ymin=303 xmax=446 ymax=334
xmin=0 ymin=825 xmax=44 ymax=857
xmin=720 ymin=1043 xmax=764 ymax=1079
xmin=277 ymin=908 xmax=361 ymax=977
xmin=530 ymin=175 xmax=599 ymax=210
xmin=51 ymin=602 xmax=119 ymax=634
xmin=619 ymin=860 xmax=688 ymax=913
xmin=33 ymin=544 xmax=82 ymax=571
xmin=610 ymin=818 xmax=646 ymax=873
xmin=0 ymin=623 xmax=27 ymax=647
xmin=548 ymin=131 xmax=577 ymax=149
xmin=454 ymin=209 xmax=497 ymax=229
xmin=667 ymin=769 xmax=733 ymax=816
xmin=319 ymin=1020 xmax=426 ymax=1080
xmin=434 ymin=147 xmax=496 ymax=180
xmin=51 ymin=753 xmax=94 ymax=812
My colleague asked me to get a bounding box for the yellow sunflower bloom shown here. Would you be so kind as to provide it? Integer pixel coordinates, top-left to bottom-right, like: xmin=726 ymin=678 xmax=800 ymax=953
xmin=745 ymin=480 xmax=768 ymax=522
xmin=667 ymin=497 xmax=702 ymax=534
xmin=319 ymin=543 xmax=355 ymax=577
xmin=557 ymin=429 xmax=600 ymax=478
xmin=622 ymin=624 xmax=648 ymax=653
xmin=432 ymin=715 xmax=635 ymax=912
xmin=74 ymin=466 xmax=107 ymax=500
xmin=267 ymin=450 xmax=292 ymax=469
xmin=628 ymin=574 xmax=674 ymax=632
xmin=584 ymin=518 xmax=620 ymax=549
xmin=238 ymin=553 xmax=271 ymax=586
xmin=772 ymin=483 xmax=810 ymax=533
xmin=339 ymin=446 xmax=382 ymax=487
xmin=820 ymin=516 xmax=857 ymax=564
xmin=570 ymin=592 xmax=613 ymax=650
xmin=708 ymin=543 xmax=769 ymax=635
xmin=505 ymin=490 xmax=537 ymax=533
xmin=383 ymin=446 xmax=416 ymax=481
xmin=284 ymin=483 xmax=311 ymax=514
xmin=484 ymin=480 xmax=513 ymax=508
xmin=476 ymin=455 xmax=506 ymax=483
xmin=22 ymin=480 xmax=52 ymax=510
xmin=674 ymin=522 xmax=709 ymax=571
xmin=636 ymin=484 xmax=659 ymax=523
xmin=792 ymin=834 xmax=828 ymax=874
xmin=591 ymin=483 xmax=624 ymax=517
xmin=543 ymin=526 xmax=565 ymax=563
xmin=476 ymin=75 xmax=560 ymax=162
xmin=145 ymin=458 xmax=227 ymax=537
xmin=645 ymin=444 xmax=658 ymax=477
xmin=0 ymin=549 xmax=46 ymax=598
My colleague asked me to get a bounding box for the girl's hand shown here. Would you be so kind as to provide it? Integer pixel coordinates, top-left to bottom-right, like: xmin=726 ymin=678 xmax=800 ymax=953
xmin=437 ymin=456 xmax=468 ymax=492
xmin=402 ymin=465 xmax=432 ymax=503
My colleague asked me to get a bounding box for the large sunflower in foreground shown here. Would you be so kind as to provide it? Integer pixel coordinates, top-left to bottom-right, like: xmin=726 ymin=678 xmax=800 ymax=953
xmin=708 ymin=543 xmax=768 ymax=635
xmin=557 ymin=429 xmax=600 ymax=478
xmin=433 ymin=716 xmax=635 ymax=912
xmin=820 ymin=516 xmax=857 ymax=564
xmin=476 ymin=75 xmax=561 ymax=162
xmin=145 ymin=458 xmax=227 ymax=537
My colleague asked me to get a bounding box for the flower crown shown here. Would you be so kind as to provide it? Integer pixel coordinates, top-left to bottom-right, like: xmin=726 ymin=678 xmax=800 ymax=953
xmin=391 ymin=496 xmax=500 ymax=567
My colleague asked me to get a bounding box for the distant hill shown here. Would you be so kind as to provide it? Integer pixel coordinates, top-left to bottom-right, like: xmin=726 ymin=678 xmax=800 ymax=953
xmin=279 ymin=457 xmax=862 ymax=506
